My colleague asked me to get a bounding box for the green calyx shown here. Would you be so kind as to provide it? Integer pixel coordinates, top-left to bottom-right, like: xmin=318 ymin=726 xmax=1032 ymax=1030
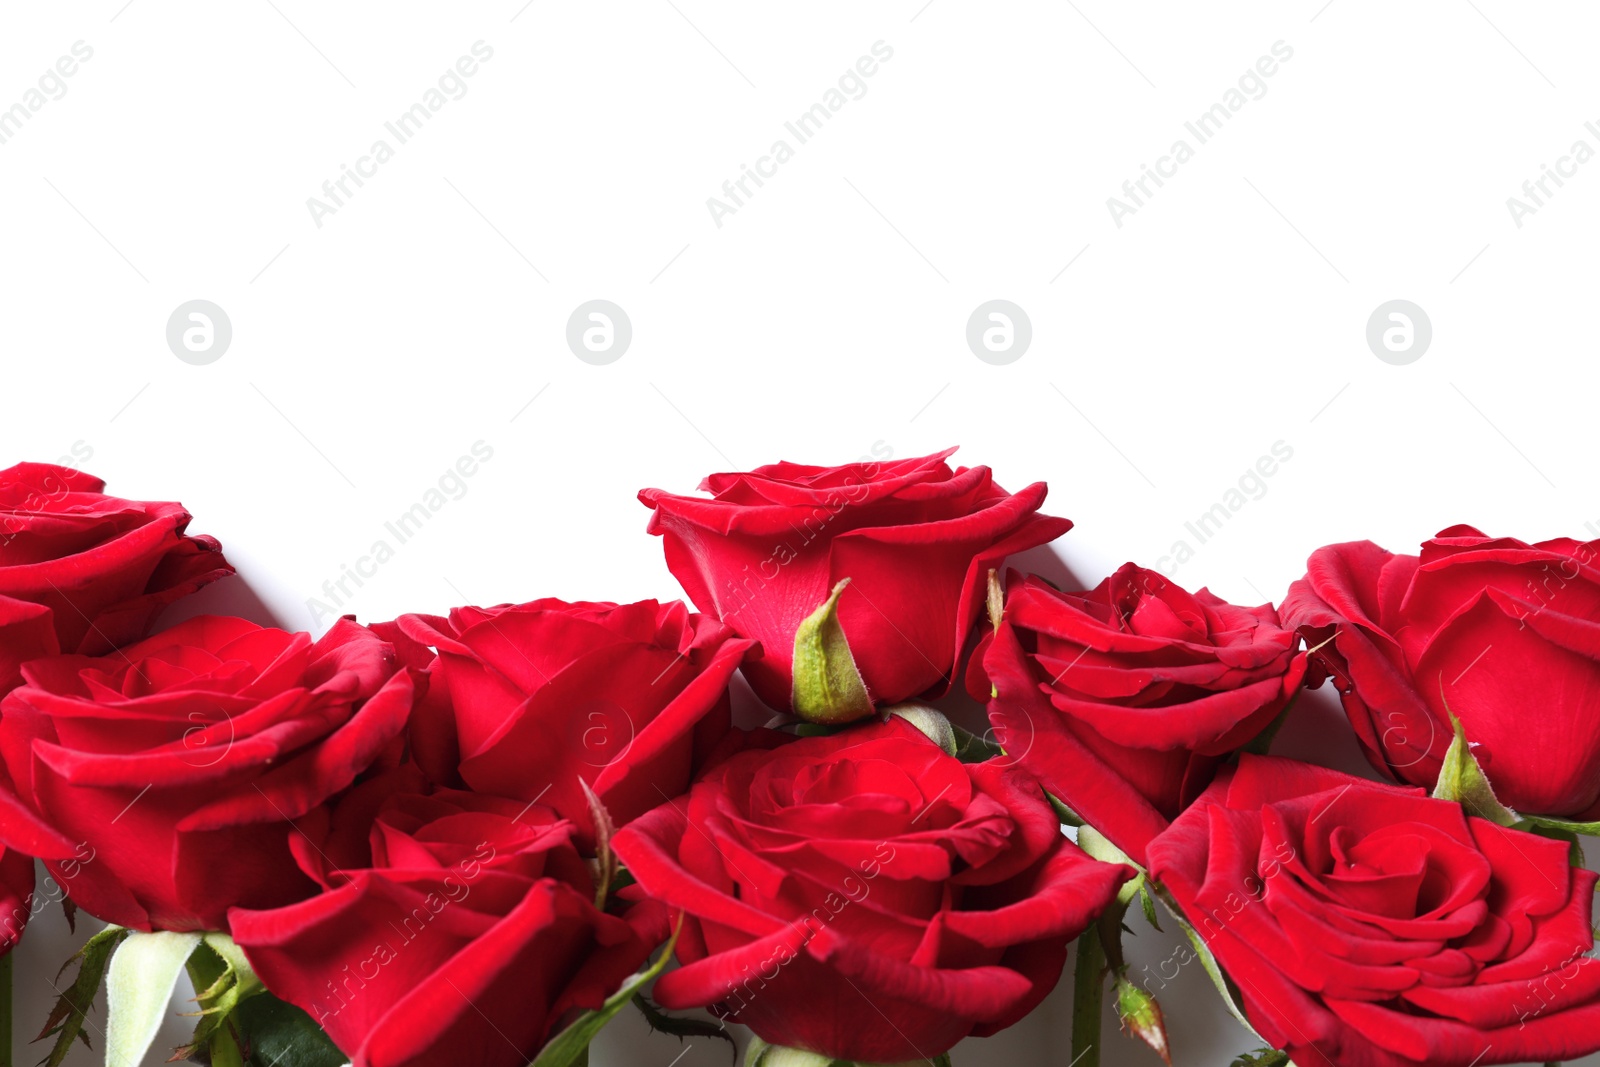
xmin=884 ymin=702 xmax=957 ymax=755
xmin=1431 ymin=712 xmax=1517 ymax=827
xmin=791 ymin=579 xmax=875 ymax=724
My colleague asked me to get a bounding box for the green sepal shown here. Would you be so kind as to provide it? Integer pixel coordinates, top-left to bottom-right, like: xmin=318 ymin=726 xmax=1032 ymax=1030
xmin=986 ymin=568 xmax=1004 ymax=633
xmin=175 ymin=933 xmax=266 ymax=1060
xmin=791 ymin=579 xmax=874 ymax=724
xmin=1431 ymin=713 xmax=1517 ymax=826
xmin=104 ymin=930 xmax=203 ymax=1067
xmin=580 ymin=777 xmax=620 ymax=911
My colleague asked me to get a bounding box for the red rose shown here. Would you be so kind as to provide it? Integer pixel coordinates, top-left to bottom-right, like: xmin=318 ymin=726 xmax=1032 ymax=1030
xmin=1147 ymin=755 xmax=1600 ymax=1066
xmin=392 ymin=598 xmax=753 ymax=838
xmin=230 ymin=766 xmax=669 ymax=1067
xmin=0 ymin=462 xmax=233 ymax=691
xmin=974 ymin=566 xmax=1307 ymax=865
xmin=638 ymin=448 xmax=1071 ymax=716
xmin=612 ymin=717 xmax=1132 ymax=1062
xmin=0 ymin=615 xmax=413 ymax=931
xmin=1282 ymin=527 xmax=1600 ymax=818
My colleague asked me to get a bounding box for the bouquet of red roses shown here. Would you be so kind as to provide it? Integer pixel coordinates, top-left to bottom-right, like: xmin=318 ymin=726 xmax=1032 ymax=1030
xmin=0 ymin=452 xmax=1595 ymax=1067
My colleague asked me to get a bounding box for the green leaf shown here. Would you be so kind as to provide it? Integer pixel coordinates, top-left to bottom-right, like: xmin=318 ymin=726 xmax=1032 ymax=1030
xmin=1431 ymin=713 xmax=1518 ymax=826
xmin=1229 ymin=1049 xmax=1290 ymax=1067
xmin=1139 ymin=879 xmax=1163 ymax=933
xmin=104 ymin=930 xmax=202 ymax=1067
xmin=790 ymin=579 xmax=874 ymax=724
xmin=231 ymin=990 xmax=348 ymax=1067
xmin=529 ymin=919 xmax=684 ymax=1067
xmin=885 ymin=703 xmax=957 ymax=756
xmin=34 ymin=925 xmax=128 ymax=1067
xmin=630 ymin=993 xmax=736 ymax=1061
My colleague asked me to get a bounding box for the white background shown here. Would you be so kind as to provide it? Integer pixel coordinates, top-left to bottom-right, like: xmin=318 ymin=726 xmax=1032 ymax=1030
xmin=3 ymin=1 xmax=1599 ymax=1064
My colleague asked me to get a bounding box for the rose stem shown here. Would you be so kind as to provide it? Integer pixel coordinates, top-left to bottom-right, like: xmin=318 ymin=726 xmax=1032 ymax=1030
xmin=1071 ymin=925 xmax=1105 ymax=1067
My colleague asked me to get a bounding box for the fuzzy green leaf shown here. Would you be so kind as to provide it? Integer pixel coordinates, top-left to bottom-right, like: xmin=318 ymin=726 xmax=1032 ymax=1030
xmin=35 ymin=925 xmax=128 ymax=1067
